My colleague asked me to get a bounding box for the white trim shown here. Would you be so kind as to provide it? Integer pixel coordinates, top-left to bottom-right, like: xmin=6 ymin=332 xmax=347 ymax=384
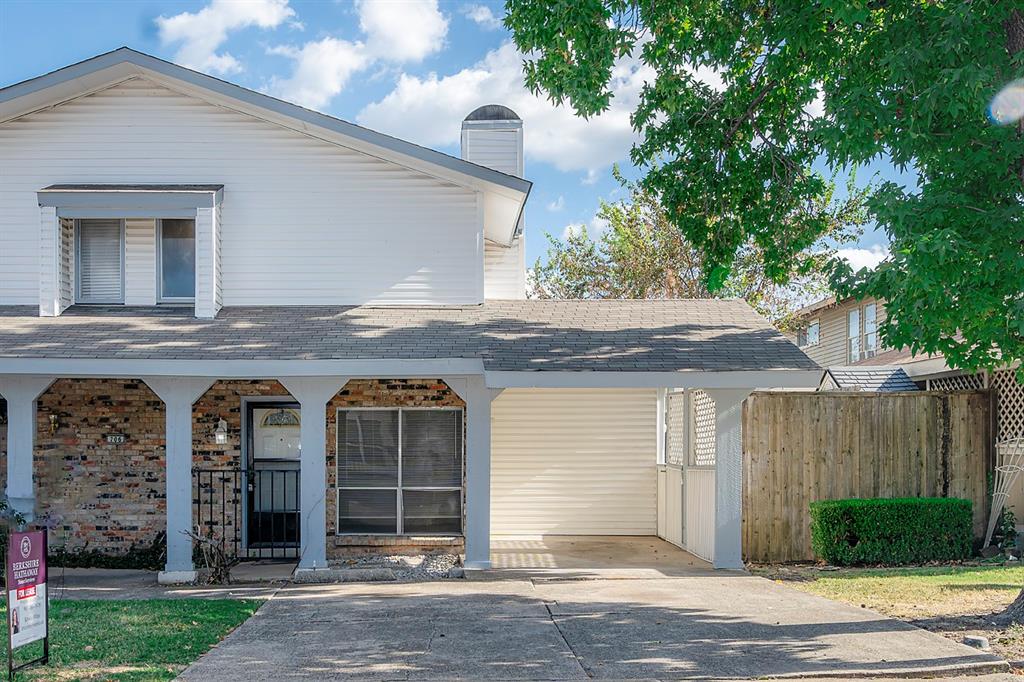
xmin=484 ymin=370 xmax=823 ymax=390
xmin=0 ymin=358 xmax=485 ymax=377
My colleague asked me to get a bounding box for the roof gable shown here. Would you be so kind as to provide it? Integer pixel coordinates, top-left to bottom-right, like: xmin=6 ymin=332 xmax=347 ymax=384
xmin=0 ymin=47 xmax=530 ymax=245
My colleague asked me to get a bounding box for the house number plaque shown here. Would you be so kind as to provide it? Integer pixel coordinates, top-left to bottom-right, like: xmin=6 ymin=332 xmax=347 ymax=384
xmin=105 ymin=434 xmax=126 ymax=445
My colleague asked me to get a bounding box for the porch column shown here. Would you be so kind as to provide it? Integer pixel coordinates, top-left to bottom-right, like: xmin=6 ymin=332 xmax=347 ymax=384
xmin=144 ymin=377 xmax=214 ymax=584
xmin=446 ymin=376 xmax=502 ymax=570
xmin=0 ymin=376 xmax=56 ymax=521
xmin=278 ymin=377 xmax=349 ymax=572
xmin=706 ymin=388 xmax=752 ymax=570
xmin=38 ymin=206 xmax=60 ymax=317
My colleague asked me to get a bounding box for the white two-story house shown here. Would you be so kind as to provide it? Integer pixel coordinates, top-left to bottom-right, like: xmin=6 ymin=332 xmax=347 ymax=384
xmin=0 ymin=48 xmax=819 ymax=582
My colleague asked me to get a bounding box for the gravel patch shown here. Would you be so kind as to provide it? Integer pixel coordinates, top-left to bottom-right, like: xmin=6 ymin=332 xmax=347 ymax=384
xmin=294 ymin=553 xmax=463 ymax=584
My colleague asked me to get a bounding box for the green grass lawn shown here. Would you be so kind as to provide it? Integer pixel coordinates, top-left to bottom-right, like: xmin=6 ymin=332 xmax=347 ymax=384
xmin=755 ymin=564 xmax=1024 ymax=660
xmin=1 ymin=599 xmax=261 ymax=681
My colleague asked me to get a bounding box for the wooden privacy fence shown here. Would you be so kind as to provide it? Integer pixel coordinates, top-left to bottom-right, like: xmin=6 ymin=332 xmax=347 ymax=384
xmin=742 ymin=390 xmax=992 ymax=563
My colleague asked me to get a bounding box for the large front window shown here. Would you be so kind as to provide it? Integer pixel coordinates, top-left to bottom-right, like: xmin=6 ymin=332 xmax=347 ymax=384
xmin=336 ymin=408 xmax=463 ymax=535
xmin=158 ymin=218 xmax=196 ymax=301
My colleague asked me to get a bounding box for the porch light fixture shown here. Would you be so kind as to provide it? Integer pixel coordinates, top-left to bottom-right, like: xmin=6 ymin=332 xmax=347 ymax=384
xmin=213 ymin=419 xmax=229 ymax=445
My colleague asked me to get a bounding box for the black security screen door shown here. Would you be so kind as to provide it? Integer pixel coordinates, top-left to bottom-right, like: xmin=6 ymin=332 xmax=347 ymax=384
xmin=246 ymin=402 xmax=301 ymax=553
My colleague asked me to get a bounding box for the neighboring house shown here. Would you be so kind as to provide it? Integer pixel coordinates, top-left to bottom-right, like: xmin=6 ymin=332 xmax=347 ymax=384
xmin=793 ymin=294 xmax=1024 ymax=522
xmin=791 ymin=296 xmax=887 ymax=368
xmin=819 ymin=367 xmax=918 ymax=392
xmin=0 ymin=48 xmax=820 ymax=582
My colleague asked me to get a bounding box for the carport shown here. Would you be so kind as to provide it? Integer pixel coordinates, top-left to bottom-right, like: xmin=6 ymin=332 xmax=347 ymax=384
xmin=489 ymin=386 xmax=732 ymax=569
xmin=484 ymin=357 xmax=819 ymax=571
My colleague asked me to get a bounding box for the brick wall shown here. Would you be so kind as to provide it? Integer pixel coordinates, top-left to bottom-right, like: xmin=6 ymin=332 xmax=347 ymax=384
xmin=34 ymin=379 xmax=165 ymax=554
xmin=0 ymin=378 xmax=466 ymax=559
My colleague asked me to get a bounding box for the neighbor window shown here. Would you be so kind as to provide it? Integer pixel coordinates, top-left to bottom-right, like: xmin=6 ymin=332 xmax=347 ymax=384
xmin=847 ymin=303 xmax=879 ymax=362
xmin=76 ymin=218 xmax=124 ymax=304
xmin=158 ymin=218 xmax=196 ymax=301
xmin=797 ymin=320 xmax=820 ymax=348
xmin=337 ymin=408 xmax=463 ymax=535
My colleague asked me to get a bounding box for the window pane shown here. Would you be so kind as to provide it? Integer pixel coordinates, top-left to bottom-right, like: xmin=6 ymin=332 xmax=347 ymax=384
xmin=863 ymin=304 xmax=878 ymax=351
xmin=848 ymin=309 xmax=861 ymax=362
xmin=401 ymin=410 xmax=462 ymax=487
xmin=160 ymin=219 xmax=195 ymax=299
xmin=402 ymin=490 xmax=461 ymax=534
xmin=338 ymin=489 xmax=397 ymax=533
xmin=807 ymin=321 xmax=820 ymax=346
xmin=78 ymin=219 xmax=123 ymax=302
xmin=338 ymin=410 xmax=399 ymax=486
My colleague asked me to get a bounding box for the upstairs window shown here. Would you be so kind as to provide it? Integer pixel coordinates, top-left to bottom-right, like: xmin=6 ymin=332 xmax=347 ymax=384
xmin=76 ymin=218 xmax=124 ymax=304
xmin=336 ymin=407 xmax=463 ymax=535
xmin=848 ymin=303 xmax=879 ymax=363
xmin=158 ymin=219 xmax=196 ymax=301
xmin=797 ymin=320 xmax=820 ymax=348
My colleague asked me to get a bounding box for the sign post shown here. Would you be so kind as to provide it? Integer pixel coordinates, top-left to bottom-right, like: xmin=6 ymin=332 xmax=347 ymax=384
xmin=6 ymin=529 xmax=48 ymax=680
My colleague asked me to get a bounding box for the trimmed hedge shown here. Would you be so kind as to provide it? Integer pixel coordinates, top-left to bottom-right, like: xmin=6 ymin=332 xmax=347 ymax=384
xmin=809 ymin=497 xmax=972 ymax=566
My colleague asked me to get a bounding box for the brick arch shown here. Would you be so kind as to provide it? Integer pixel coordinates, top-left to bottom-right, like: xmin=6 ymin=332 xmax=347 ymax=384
xmin=192 ymin=379 xmax=294 ymax=469
xmin=34 ymin=378 xmax=164 ymax=554
xmin=325 ymin=379 xmax=467 ymax=552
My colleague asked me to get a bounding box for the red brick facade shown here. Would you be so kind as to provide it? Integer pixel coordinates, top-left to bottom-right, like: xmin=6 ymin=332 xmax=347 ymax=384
xmin=0 ymin=377 xmax=465 ymax=559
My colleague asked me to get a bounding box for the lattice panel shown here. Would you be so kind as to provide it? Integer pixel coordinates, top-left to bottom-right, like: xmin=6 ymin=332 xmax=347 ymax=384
xmin=992 ymin=369 xmax=1024 ymax=442
xmin=691 ymin=390 xmax=716 ymax=466
xmin=665 ymin=392 xmax=688 ymax=466
xmin=931 ymin=372 xmax=985 ymax=392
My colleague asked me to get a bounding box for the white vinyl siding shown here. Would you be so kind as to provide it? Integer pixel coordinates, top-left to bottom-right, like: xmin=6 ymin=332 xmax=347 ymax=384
xmin=76 ymin=219 xmax=123 ymax=303
xmin=124 ymin=218 xmax=156 ymax=306
xmin=491 ymin=388 xmax=658 ymax=536
xmin=461 ymin=128 xmax=522 ymax=177
xmin=0 ymin=77 xmax=481 ymax=306
xmin=483 ymin=237 xmax=525 ymax=299
xmin=59 ymin=218 xmax=74 ymax=311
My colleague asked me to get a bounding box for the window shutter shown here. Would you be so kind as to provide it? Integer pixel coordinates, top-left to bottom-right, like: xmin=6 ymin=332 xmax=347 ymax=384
xmin=78 ymin=219 xmax=123 ymax=302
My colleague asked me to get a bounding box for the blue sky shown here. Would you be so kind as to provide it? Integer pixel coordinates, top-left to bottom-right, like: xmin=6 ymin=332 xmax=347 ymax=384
xmin=0 ymin=0 xmax=893 ymax=269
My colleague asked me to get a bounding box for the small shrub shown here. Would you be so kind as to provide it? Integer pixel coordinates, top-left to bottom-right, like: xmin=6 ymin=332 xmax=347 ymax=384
xmin=809 ymin=497 xmax=972 ymax=566
xmin=49 ymin=532 xmax=167 ymax=571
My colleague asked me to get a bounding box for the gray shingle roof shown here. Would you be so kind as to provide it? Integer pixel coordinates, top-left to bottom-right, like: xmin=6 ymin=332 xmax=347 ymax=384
xmin=825 ymin=366 xmax=919 ymax=392
xmin=0 ymin=300 xmax=818 ymax=372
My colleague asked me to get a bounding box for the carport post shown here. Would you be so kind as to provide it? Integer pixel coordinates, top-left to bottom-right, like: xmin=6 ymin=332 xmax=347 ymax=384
xmin=457 ymin=376 xmax=502 ymax=570
xmin=144 ymin=377 xmax=215 ymax=584
xmin=0 ymin=375 xmax=56 ymax=522
xmin=707 ymin=388 xmax=752 ymax=570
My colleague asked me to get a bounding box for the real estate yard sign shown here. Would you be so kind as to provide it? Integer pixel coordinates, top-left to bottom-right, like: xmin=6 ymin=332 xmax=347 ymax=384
xmin=6 ymin=530 xmax=48 ymax=679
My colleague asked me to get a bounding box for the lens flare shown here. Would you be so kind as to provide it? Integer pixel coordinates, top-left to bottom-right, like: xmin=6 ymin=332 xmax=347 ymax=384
xmin=989 ymin=78 xmax=1024 ymax=125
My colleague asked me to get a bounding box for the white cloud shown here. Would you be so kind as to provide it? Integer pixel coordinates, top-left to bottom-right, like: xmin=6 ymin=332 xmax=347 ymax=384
xmin=562 ymin=214 xmax=609 ymax=240
xmin=546 ymin=195 xmax=565 ymax=212
xmin=268 ymin=0 xmax=447 ymax=110
xmin=156 ymin=0 xmax=295 ymax=75
xmin=267 ymin=38 xmax=369 ymax=109
xmin=462 ymin=4 xmax=503 ymax=30
xmin=358 ymin=0 xmax=448 ymax=62
xmin=837 ymin=244 xmax=890 ymax=270
xmin=358 ymin=41 xmax=652 ymax=175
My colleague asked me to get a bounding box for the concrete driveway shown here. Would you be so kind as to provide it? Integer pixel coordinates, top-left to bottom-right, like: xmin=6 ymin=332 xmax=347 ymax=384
xmin=179 ymin=574 xmax=1007 ymax=680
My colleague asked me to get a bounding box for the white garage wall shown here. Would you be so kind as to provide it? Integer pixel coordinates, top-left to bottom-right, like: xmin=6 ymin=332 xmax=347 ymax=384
xmin=491 ymin=388 xmax=658 ymax=535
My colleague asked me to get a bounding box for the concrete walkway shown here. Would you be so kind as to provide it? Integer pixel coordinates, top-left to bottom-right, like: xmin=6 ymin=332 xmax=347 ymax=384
xmin=179 ymin=575 xmax=1008 ymax=680
xmin=47 ymin=566 xmax=287 ymax=600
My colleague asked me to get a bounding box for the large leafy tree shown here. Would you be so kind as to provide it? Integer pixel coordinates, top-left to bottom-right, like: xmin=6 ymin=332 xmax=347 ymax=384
xmin=531 ymin=169 xmax=868 ymax=329
xmin=505 ymin=1 xmax=1024 ymax=373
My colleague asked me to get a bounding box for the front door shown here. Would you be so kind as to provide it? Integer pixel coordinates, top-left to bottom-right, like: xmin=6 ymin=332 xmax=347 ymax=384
xmin=245 ymin=402 xmax=301 ymax=556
